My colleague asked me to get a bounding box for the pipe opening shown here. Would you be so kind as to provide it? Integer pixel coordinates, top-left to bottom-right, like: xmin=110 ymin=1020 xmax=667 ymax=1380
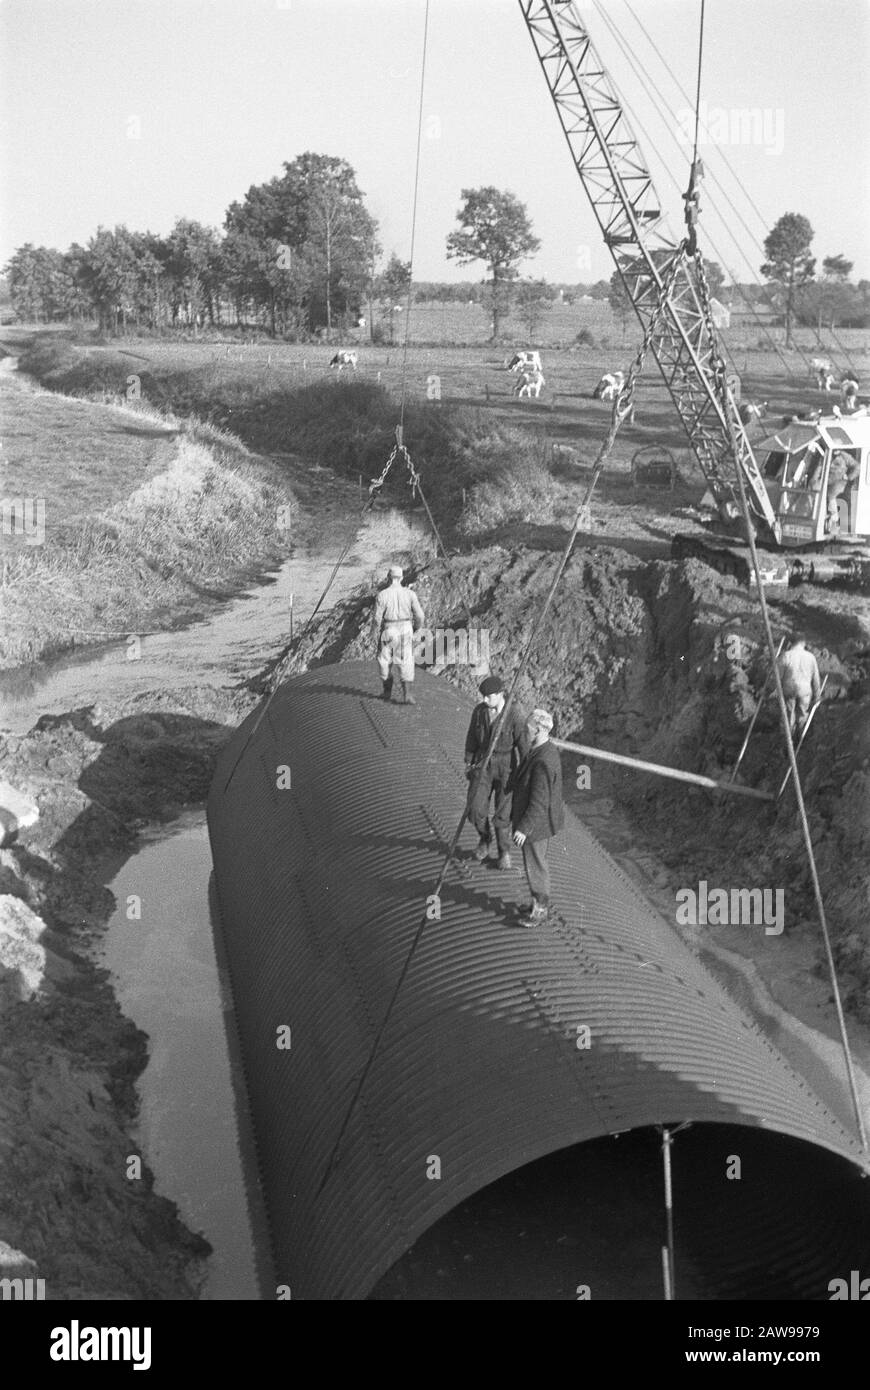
xmin=370 ymin=1125 xmax=870 ymax=1301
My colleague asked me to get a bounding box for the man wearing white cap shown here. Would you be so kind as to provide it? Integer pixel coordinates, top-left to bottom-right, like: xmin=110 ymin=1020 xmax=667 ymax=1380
xmin=371 ymin=565 xmax=425 ymax=704
xmin=510 ymin=708 xmax=564 ymax=926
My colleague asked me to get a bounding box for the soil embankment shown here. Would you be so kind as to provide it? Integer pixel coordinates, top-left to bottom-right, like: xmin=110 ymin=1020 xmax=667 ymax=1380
xmin=0 ymin=360 xmax=295 ymax=669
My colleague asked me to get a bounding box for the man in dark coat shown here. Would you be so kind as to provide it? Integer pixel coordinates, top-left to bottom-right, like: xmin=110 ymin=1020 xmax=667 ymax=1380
xmin=464 ymin=675 xmax=528 ymax=869
xmin=510 ymin=708 xmax=564 ymax=926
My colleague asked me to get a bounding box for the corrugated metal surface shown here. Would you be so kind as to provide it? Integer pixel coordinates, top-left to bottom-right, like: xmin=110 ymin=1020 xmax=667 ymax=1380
xmin=207 ymin=661 xmax=868 ymax=1300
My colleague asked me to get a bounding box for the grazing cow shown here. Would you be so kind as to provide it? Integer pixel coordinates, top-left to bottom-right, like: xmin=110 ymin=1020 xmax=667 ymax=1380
xmin=514 ymin=368 xmax=545 ymax=399
xmin=592 ymin=369 xmax=637 ymax=422
xmin=506 ymin=351 xmax=543 ymax=373
xmin=810 ymin=355 xmax=832 ymax=377
xmin=592 ymin=370 xmax=625 ymax=401
xmin=738 ymin=398 xmax=769 ymax=426
xmin=817 ymin=369 xmax=836 ymax=393
xmin=329 ymin=350 xmax=358 ymax=372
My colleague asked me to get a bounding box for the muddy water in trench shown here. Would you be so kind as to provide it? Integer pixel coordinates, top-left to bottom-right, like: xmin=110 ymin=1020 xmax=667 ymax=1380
xmin=0 ymin=502 xmax=427 ymax=1298
xmin=97 ymin=813 xmax=266 ymax=1299
xmin=0 ymin=505 xmax=428 ymax=736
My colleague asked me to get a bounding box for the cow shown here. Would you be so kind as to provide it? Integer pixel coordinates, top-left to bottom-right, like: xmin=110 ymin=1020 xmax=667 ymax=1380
xmin=817 ymin=369 xmax=836 ymax=393
xmin=329 ymin=350 xmax=358 ymax=372
xmin=592 ymin=370 xmax=625 ymax=401
xmin=514 ymin=368 xmax=545 ymax=399
xmin=810 ymin=355 xmax=832 ymax=377
xmin=738 ymin=398 xmax=769 ymax=426
xmin=591 ymin=369 xmax=636 ymax=422
xmin=506 ymin=351 xmax=543 ymax=373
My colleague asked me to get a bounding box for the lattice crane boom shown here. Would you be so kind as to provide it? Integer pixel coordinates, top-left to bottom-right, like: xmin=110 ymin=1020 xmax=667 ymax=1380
xmin=519 ymin=0 xmax=780 ymax=540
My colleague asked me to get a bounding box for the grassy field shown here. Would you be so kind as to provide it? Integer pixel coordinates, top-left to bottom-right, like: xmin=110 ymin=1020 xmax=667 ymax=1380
xmin=6 ymin=316 xmax=869 ymax=670
xmin=16 ymin=321 xmax=870 ymax=508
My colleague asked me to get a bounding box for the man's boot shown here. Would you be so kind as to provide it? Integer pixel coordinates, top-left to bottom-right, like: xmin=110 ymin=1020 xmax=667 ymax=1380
xmin=381 ymin=677 xmax=394 ymax=701
xmin=497 ymin=852 xmax=512 ymax=870
xmin=519 ymin=899 xmax=549 ymax=927
xmin=401 ymin=681 xmax=416 ymax=705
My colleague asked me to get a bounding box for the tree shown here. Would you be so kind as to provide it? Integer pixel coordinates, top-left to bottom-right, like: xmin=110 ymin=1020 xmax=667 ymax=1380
xmin=225 ymin=152 xmax=379 ymax=337
xmin=3 ymin=244 xmax=85 ymax=322
xmin=166 ymin=220 xmax=223 ymax=328
xmin=5 ymin=245 xmax=49 ymax=320
xmin=376 ymin=252 xmax=412 ymax=344
xmin=446 ymin=187 xmax=540 ymax=339
xmin=760 ymin=213 xmax=815 ymax=346
xmin=515 ymin=277 xmax=554 ymax=338
xmin=822 ymin=253 xmax=853 ymax=282
xmin=796 ymin=279 xmax=864 ymax=332
xmin=78 ymin=227 xmax=156 ymax=333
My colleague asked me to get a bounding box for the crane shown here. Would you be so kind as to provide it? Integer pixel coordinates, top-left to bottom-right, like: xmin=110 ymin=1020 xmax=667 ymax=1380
xmin=518 ymin=0 xmax=870 ymax=582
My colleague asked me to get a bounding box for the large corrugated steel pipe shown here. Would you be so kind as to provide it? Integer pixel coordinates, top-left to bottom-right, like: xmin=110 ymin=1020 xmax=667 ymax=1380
xmin=207 ymin=662 xmax=870 ymax=1300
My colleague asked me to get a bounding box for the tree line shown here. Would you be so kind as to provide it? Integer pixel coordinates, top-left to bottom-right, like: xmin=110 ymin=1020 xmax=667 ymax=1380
xmin=4 ymin=153 xmax=402 ymax=340
xmin=5 ymin=161 xmax=867 ymax=340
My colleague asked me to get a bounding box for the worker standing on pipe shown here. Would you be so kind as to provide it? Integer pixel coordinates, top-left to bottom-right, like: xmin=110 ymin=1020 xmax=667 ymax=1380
xmin=371 ymin=565 xmax=424 ymax=705
xmin=464 ymin=675 xmax=529 ymax=870
xmin=777 ymin=635 xmax=821 ymax=737
xmin=510 ymin=708 xmax=564 ymax=926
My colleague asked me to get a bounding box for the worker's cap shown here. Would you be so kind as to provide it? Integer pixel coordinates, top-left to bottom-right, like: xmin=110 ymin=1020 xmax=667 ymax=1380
xmin=388 ymin=564 xmax=404 ymax=578
xmin=530 ymin=708 xmax=554 ymax=732
xmin=479 ymin=675 xmax=505 ymax=696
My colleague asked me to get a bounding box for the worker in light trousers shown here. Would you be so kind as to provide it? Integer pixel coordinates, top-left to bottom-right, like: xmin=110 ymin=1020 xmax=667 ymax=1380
xmin=371 ymin=564 xmax=425 ymax=705
xmin=510 ymin=708 xmax=564 ymax=926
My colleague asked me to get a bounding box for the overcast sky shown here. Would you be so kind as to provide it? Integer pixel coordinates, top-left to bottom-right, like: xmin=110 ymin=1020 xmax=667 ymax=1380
xmin=1 ymin=0 xmax=868 ymax=286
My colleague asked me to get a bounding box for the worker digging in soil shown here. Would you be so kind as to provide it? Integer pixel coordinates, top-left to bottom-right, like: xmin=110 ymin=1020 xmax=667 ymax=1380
xmin=371 ymin=564 xmax=424 ymax=705
xmin=464 ymin=675 xmax=529 ymax=870
xmin=777 ymin=635 xmax=821 ymax=738
xmin=509 ymin=708 xmax=565 ymax=927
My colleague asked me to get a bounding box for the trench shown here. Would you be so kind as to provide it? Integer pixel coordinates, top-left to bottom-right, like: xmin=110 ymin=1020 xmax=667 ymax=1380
xmin=4 ymin=474 xmax=868 ymax=1298
xmin=0 ymin=504 xmax=429 ymax=738
xmin=95 ymin=812 xmax=267 ymax=1300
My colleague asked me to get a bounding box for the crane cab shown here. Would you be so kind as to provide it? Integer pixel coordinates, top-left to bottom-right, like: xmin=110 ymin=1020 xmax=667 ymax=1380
xmin=755 ymin=414 xmax=870 ymax=547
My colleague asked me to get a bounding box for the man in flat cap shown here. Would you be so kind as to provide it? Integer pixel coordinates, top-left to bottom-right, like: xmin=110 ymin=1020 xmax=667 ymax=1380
xmin=510 ymin=708 xmax=564 ymax=926
xmin=371 ymin=564 xmax=425 ymax=704
xmin=464 ymin=675 xmax=529 ymax=869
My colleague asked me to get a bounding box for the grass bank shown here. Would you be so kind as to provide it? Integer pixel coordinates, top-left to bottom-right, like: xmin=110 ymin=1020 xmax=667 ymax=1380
xmin=17 ymin=335 xmax=569 ymax=540
xmin=1 ymin=364 xmax=291 ymax=668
